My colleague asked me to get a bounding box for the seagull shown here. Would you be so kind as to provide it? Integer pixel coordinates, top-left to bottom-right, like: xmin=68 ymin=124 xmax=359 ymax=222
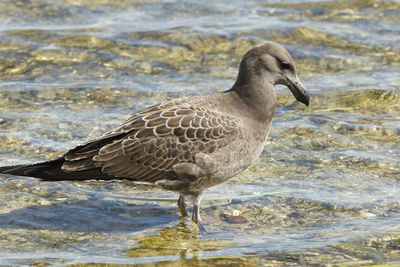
xmin=0 ymin=42 xmax=310 ymax=229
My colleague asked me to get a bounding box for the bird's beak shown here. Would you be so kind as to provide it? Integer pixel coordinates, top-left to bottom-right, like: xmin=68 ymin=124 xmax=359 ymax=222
xmin=285 ymin=74 xmax=310 ymax=106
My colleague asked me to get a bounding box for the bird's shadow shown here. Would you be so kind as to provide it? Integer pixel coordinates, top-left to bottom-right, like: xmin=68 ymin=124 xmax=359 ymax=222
xmin=0 ymin=196 xmax=178 ymax=233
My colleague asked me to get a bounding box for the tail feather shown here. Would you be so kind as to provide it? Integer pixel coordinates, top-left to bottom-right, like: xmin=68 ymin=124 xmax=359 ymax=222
xmin=0 ymin=158 xmax=115 ymax=181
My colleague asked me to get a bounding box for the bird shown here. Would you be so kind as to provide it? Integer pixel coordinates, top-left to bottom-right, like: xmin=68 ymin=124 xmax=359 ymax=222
xmin=0 ymin=41 xmax=310 ymax=229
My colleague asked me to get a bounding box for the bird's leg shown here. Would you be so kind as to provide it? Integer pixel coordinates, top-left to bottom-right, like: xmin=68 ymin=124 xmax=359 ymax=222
xmin=192 ymin=204 xmax=200 ymax=224
xmin=190 ymin=194 xmax=206 ymax=232
xmin=177 ymin=194 xmax=188 ymax=217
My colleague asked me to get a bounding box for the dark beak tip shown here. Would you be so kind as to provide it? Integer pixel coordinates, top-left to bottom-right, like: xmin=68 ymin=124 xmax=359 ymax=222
xmin=295 ymin=91 xmax=310 ymax=107
xmin=303 ymin=94 xmax=310 ymax=107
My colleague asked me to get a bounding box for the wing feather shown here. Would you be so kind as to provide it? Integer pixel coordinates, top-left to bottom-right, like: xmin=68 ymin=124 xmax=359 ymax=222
xmin=61 ymin=103 xmax=240 ymax=182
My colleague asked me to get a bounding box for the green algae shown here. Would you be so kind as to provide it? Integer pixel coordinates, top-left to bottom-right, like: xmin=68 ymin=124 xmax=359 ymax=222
xmin=124 ymin=223 xmax=234 ymax=258
xmin=66 ymin=230 xmax=400 ymax=266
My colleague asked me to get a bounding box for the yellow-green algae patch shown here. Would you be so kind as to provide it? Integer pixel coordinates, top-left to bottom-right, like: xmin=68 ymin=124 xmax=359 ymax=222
xmin=272 ymin=26 xmax=400 ymax=72
xmin=123 ymin=223 xmax=234 ymax=258
xmin=66 ymin=231 xmax=400 ymax=266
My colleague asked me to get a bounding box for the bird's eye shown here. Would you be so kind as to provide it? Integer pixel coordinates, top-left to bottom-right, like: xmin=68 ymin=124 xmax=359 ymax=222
xmin=281 ymin=61 xmax=291 ymax=70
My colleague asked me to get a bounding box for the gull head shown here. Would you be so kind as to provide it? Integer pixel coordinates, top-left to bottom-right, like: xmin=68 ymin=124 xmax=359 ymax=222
xmin=234 ymin=42 xmax=310 ymax=106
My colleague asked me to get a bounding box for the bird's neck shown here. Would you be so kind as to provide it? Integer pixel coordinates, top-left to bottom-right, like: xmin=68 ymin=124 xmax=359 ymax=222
xmin=230 ymin=81 xmax=276 ymax=123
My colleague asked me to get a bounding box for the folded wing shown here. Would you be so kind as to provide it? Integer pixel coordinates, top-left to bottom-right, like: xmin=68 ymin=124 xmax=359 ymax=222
xmin=62 ymin=101 xmax=240 ymax=182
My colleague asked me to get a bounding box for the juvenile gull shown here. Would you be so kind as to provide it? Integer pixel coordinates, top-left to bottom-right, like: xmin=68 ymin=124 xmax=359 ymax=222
xmin=0 ymin=42 xmax=310 ymax=228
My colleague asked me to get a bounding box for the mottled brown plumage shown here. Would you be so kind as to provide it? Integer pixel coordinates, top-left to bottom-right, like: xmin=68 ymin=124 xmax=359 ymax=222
xmin=0 ymin=42 xmax=310 ymax=228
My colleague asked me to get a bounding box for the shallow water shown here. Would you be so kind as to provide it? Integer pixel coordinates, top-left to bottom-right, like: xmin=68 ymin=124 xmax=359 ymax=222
xmin=0 ymin=0 xmax=399 ymax=266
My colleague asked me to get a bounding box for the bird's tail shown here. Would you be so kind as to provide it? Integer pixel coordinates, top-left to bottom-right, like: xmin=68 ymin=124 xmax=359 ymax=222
xmin=0 ymin=158 xmax=66 ymax=180
xmin=0 ymin=158 xmax=116 ymax=181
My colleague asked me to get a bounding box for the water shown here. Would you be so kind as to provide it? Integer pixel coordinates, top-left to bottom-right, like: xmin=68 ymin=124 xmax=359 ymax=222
xmin=0 ymin=0 xmax=399 ymax=265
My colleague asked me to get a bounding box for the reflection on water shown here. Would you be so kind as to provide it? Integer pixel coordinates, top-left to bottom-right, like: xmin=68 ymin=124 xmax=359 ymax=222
xmin=0 ymin=0 xmax=399 ymax=265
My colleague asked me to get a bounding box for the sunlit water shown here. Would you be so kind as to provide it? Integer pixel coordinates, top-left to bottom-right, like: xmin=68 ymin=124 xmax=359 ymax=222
xmin=0 ymin=0 xmax=399 ymax=265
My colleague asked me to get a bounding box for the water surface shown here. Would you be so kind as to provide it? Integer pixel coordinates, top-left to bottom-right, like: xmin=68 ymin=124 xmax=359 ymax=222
xmin=0 ymin=0 xmax=399 ymax=265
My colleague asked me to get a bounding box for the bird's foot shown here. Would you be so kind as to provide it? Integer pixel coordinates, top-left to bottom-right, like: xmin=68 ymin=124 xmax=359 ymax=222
xmin=196 ymin=222 xmax=206 ymax=234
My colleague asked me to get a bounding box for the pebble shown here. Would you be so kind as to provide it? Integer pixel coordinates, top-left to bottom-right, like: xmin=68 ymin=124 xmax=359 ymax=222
xmin=226 ymin=215 xmax=248 ymax=224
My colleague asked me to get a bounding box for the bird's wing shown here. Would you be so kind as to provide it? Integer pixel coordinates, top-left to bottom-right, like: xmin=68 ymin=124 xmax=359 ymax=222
xmin=62 ymin=102 xmax=240 ymax=182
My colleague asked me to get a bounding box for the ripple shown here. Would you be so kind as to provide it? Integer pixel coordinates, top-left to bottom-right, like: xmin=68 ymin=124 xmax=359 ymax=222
xmin=0 ymin=0 xmax=400 ymax=265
